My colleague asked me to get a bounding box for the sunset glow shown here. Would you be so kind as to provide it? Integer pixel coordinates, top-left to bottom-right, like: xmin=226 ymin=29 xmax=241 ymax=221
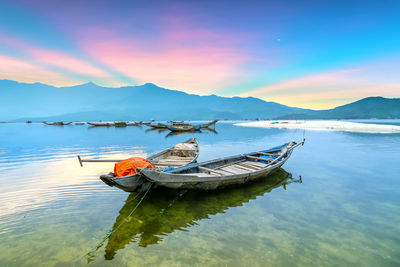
xmin=0 ymin=0 xmax=399 ymax=108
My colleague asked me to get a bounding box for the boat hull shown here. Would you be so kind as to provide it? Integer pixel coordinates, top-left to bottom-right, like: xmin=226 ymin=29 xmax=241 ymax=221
xmin=139 ymin=157 xmax=285 ymax=190
xmin=145 ymin=123 xmax=168 ymax=128
xmin=99 ymin=137 xmax=199 ymax=192
xmin=87 ymin=122 xmax=114 ymax=126
xmin=167 ymin=125 xmax=201 ymax=132
xmin=138 ymin=141 xmax=304 ymax=190
xmin=100 ymin=173 xmax=144 ymax=192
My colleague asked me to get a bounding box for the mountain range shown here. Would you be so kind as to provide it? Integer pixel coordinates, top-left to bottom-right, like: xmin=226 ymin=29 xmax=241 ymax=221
xmin=0 ymin=80 xmax=399 ymax=121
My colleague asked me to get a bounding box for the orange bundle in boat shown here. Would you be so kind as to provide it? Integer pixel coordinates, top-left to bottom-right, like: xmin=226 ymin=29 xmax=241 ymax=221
xmin=114 ymin=157 xmax=155 ymax=177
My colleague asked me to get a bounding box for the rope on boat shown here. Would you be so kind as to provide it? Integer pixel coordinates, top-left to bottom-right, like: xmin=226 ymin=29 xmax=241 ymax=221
xmin=72 ymin=183 xmax=153 ymax=266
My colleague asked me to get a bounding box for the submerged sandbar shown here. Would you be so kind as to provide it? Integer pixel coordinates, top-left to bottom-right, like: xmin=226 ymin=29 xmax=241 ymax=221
xmin=234 ymin=120 xmax=400 ymax=133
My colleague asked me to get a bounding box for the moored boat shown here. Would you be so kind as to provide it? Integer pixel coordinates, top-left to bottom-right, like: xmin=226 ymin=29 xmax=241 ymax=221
xmin=43 ymin=121 xmax=72 ymax=125
xmin=87 ymin=121 xmax=114 ymax=126
xmin=114 ymin=121 xmax=127 ymax=127
xmin=199 ymin=119 xmax=218 ymax=128
xmin=126 ymin=121 xmax=142 ymax=126
xmin=100 ymin=137 xmax=199 ymax=192
xmin=145 ymin=122 xmax=169 ymax=128
xmin=167 ymin=125 xmax=201 ymax=132
xmin=138 ymin=140 xmax=305 ymax=190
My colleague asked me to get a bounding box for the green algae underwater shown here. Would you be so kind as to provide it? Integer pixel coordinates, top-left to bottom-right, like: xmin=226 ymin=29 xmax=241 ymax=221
xmin=0 ymin=121 xmax=399 ymax=266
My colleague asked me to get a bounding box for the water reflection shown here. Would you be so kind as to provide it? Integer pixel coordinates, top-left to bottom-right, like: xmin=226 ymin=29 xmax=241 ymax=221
xmin=144 ymin=128 xmax=169 ymax=134
xmin=165 ymin=128 xmax=218 ymax=138
xmin=103 ymin=168 xmax=300 ymax=260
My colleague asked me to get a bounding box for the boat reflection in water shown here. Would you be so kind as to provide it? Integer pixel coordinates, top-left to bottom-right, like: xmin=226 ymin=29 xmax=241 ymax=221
xmin=103 ymin=168 xmax=301 ymax=260
xmin=165 ymin=128 xmax=218 ymax=138
xmin=144 ymin=127 xmax=169 ymax=134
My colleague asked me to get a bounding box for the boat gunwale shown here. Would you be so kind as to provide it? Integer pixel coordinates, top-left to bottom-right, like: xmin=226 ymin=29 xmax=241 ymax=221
xmin=100 ymin=137 xmax=199 ymax=191
xmin=138 ymin=140 xmax=302 ymax=185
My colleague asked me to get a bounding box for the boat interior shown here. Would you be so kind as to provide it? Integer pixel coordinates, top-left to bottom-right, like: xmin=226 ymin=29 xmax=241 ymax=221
xmin=176 ymin=149 xmax=286 ymax=177
xmin=150 ymin=142 xmax=199 ymax=167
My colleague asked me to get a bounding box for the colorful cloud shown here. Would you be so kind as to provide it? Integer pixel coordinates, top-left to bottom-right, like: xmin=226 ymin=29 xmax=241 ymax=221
xmin=243 ymin=60 xmax=400 ymax=109
xmin=0 ymin=0 xmax=399 ymax=108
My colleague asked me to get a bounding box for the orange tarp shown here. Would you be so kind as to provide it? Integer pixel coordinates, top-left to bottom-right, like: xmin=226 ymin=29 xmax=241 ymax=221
xmin=114 ymin=157 xmax=155 ymax=177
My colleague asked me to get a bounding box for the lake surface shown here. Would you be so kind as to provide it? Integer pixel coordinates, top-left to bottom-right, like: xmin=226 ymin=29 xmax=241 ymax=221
xmin=1 ymin=121 xmax=399 ymax=266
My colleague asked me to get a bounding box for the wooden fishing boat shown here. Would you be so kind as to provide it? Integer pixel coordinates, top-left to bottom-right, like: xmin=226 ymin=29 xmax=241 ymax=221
xmin=87 ymin=121 xmax=114 ymax=126
xmin=170 ymin=120 xmax=185 ymax=124
xmin=199 ymin=119 xmax=218 ymax=128
xmin=75 ymin=122 xmax=85 ymax=125
xmin=99 ymin=137 xmax=199 ymax=192
xmin=43 ymin=121 xmax=72 ymax=125
xmin=145 ymin=122 xmax=169 ymax=128
xmin=168 ymin=120 xmax=218 ymax=129
xmin=168 ymin=125 xmax=201 ymax=132
xmin=126 ymin=121 xmax=142 ymax=126
xmin=114 ymin=121 xmax=127 ymax=127
xmin=138 ymin=139 xmax=305 ymax=190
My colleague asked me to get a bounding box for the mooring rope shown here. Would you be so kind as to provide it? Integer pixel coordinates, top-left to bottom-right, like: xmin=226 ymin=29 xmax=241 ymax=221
xmin=72 ymin=183 xmax=153 ymax=265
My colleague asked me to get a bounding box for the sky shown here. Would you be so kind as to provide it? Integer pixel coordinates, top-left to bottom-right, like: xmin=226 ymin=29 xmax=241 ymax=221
xmin=0 ymin=0 xmax=399 ymax=109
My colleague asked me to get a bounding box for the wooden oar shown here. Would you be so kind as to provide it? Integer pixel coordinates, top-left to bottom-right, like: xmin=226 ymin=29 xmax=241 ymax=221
xmin=77 ymin=155 xmax=124 ymax=167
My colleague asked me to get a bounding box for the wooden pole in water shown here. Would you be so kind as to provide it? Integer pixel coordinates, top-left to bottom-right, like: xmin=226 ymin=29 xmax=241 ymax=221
xmin=77 ymin=155 xmax=123 ymax=167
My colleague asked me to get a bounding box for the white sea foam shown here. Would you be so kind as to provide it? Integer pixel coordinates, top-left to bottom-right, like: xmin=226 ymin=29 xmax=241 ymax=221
xmin=234 ymin=120 xmax=400 ymax=133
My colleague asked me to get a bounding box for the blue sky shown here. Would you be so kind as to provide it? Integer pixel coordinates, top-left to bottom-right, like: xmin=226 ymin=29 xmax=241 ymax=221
xmin=0 ymin=0 xmax=399 ymax=108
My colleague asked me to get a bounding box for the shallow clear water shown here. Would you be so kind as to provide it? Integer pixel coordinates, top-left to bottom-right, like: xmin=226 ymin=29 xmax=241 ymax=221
xmin=0 ymin=121 xmax=399 ymax=266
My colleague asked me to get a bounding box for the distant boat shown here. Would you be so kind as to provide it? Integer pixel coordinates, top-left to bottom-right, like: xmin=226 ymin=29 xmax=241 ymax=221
xmin=75 ymin=122 xmax=85 ymax=125
xmin=126 ymin=121 xmax=142 ymax=126
xmin=43 ymin=121 xmax=72 ymax=125
xmin=26 ymin=120 xmax=32 ymax=123
xmin=87 ymin=122 xmax=114 ymax=126
xmin=199 ymin=119 xmax=218 ymax=128
xmin=138 ymin=140 xmax=305 ymax=190
xmin=114 ymin=121 xmax=127 ymax=127
xmin=144 ymin=122 xmax=169 ymax=129
xmin=146 ymin=120 xmax=218 ymax=131
xmin=169 ymin=120 xmax=185 ymax=124
xmin=167 ymin=125 xmax=201 ymax=132
xmin=100 ymin=137 xmax=199 ymax=192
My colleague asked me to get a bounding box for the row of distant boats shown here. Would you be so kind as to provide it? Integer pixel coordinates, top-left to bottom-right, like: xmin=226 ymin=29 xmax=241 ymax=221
xmin=35 ymin=119 xmax=219 ymax=132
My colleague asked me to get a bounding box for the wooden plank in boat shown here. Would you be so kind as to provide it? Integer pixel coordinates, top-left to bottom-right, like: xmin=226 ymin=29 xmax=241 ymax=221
xmin=221 ymin=165 xmax=251 ymax=174
xmin=198 ymin=166 xmax=226 ymax=176
xmin=214 ymin=159 xmax=247 ymax=171
xmin=181 ymin=173 xmax=214 ymax=177
xmin=246 ymin=155 xmax=273 ymax=162
xmin=241 ymin=161 xmax=267 ymax=168
xmin=154 ymin=160 xmax=191 ymax=165
xmin=164 ymin=156 xmax=193 ymax=160
xmin=256 ymin=151 xmax=276 ymax=156
xmin=245 ymin=161 xmax=268 ymax=168
xmin=216 ymin=167 xmax=239 ymax=175
xmin=232 ymin=163 xmax=258 ymax=171
xmin=236 ymin=162 xmax=261 ymax=169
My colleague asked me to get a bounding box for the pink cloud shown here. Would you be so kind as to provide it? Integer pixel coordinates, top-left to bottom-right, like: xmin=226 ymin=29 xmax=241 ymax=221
xmin=0 ymin=54 xmax=84 ymax=86
xmin=243 ymin=62 xmax=400 ymax=109
xmin=29 ymin=48 xmax=111 ymax=78
xmin=0 ymin=33 xmax=114 ymax=82
xmin=81 ymin=34 xmax=251 ymax=94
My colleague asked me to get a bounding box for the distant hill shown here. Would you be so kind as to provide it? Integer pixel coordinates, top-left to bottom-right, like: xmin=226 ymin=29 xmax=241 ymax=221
xmin=278 ymin=97 xmax=400 ymax=119
xmin=0 ymin=80 xmax=399 ymax=121
xmin=0 ymin=80 xmax=305 ymax=121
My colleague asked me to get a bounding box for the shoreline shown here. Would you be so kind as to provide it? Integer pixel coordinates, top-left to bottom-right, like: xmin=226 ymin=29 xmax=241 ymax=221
xmin=234 ymin=120 xmax=400 ymax=133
